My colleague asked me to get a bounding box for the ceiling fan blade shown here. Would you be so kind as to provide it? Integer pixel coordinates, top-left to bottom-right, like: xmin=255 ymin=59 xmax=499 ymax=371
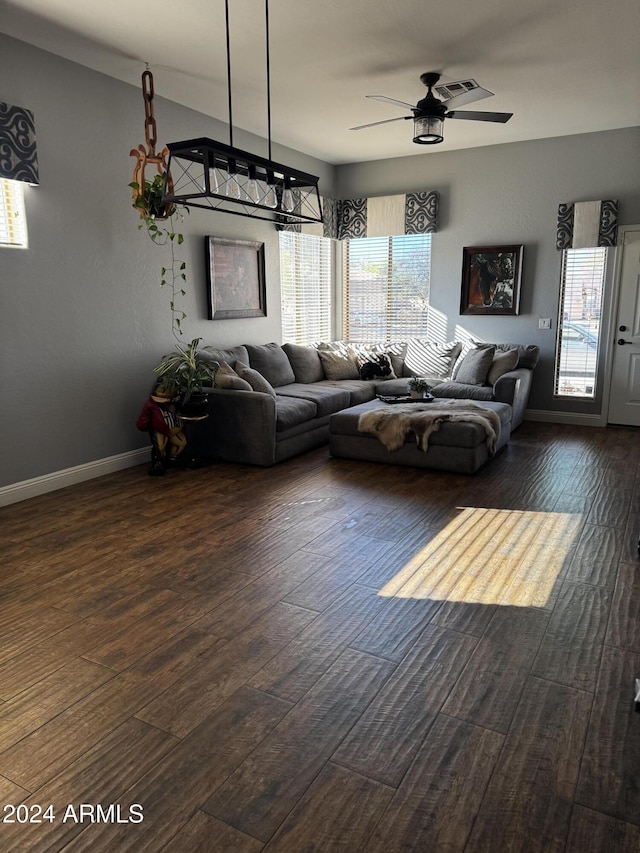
xmin=366 ymin=95 xmax=416 ymax=110
xmin=442 ymin=85 xmax=494 ymax=109
xmin=446 ymin=110 xmax=513 ymax=123
xmin=349 ymin=115 xmax=412 ymax=131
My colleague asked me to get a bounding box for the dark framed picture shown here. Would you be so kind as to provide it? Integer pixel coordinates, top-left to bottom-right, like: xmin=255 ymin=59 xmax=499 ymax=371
xmin=460 ymin=245 xmax=523 ymax=316
xmin=205 ymin=237 xmax=266 ymax=320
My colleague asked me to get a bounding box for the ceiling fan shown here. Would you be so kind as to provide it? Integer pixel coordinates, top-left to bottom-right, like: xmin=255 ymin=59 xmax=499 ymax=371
xmin=350 ymin=71 xmax=513 ymax=145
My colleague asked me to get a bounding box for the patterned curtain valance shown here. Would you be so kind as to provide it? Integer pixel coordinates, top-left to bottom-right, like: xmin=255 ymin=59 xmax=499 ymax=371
xmin=0 ymin=102 xmax=39 ymax=185
xmin=337 ymin=190 xmax=438 ymax=239
xmin=279 ymin=191 xmax=438 ymax=239
xmin=556 ymin=199 xmax=618 ymax=250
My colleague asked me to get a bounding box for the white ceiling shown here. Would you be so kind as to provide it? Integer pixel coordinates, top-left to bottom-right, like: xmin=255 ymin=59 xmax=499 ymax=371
xmin=1 ymin=0 xmax=639 ymax=165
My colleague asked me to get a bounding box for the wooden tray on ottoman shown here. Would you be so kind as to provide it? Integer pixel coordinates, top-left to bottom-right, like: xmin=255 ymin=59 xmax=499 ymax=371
xmin=376 ymin=393 xmax=434 ymax=404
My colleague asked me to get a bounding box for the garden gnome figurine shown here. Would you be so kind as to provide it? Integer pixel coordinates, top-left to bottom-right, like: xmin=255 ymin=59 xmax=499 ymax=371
xmin=136 ymin=381 xmax=187 ymax=475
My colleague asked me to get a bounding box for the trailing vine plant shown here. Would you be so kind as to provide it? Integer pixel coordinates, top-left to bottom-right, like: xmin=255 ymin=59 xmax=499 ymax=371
xmin=129 ymin=172 xmax=188 ymax=342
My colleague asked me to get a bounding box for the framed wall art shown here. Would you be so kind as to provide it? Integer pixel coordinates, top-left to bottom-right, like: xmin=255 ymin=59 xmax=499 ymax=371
xmin=205 ymin=237 xmax=266 ymax=320
xmin=460 ymin=244 xmax=523 ymax=316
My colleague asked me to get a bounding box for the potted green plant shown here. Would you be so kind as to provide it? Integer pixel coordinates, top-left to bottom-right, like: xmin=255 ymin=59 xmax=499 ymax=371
xmin=130 ymin=172 xmax=176 ymax=222
xmin=153 ymin=338 xmax=219 ymax=417
xmin=408 ymin=376 xmax=432 ymax=399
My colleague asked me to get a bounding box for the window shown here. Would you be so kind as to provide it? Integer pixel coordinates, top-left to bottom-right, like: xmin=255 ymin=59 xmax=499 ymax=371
xmin=280 ymin=232 xmax=332 ymax=344
xmin=0 ymin=178 xmax=28 ymax=248
xmin=343 ymin=234 xmax=431 ymax=341
xmin=554 ymin=247 xmax=607 ymax=398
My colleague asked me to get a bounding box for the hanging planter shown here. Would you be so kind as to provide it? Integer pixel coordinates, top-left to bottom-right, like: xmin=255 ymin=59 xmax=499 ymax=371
xmin=129 ymin=66 xmax=176 ymax=222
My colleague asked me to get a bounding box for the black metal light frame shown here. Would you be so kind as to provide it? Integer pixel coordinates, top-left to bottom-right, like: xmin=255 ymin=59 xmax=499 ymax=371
xmin=162 ymin=0 xmax=323 ymax=226
xmin=162 ymin=137 xmax=323 ymax=224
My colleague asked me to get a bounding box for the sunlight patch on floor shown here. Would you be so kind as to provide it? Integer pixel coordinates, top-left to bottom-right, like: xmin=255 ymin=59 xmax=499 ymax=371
xmin=378 ymin=507 xmax=582 ymax=607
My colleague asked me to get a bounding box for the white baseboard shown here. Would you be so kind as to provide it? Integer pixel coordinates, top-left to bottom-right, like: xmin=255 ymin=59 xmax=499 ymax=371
xmin=0 ymin=447 xmax=150 ymax=508
xmin=525 ymin=408 xmax=606 ymax=427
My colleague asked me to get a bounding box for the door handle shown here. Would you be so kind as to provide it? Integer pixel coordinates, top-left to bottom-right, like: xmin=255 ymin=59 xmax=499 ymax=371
xmin=618 ymin=338 xmax=633 ymax=345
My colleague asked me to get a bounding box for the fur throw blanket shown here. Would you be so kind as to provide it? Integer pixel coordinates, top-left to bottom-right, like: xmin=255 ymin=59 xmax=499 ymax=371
xmin=357 ymin=401 xmax=502 ymax=455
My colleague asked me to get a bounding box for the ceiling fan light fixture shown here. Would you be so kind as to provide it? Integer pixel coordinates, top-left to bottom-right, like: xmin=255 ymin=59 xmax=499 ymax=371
xmin=413 ymin=115 xmax=444 ymax=145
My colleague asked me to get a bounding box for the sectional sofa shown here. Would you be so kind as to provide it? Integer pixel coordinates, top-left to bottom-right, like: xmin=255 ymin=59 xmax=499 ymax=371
xmin=188 ymin=339 xmax=540 ymax=468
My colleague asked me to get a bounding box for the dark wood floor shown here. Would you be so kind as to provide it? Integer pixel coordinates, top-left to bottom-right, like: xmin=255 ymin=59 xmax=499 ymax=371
xmin=2 ymin=421 xmax=640 ymax=851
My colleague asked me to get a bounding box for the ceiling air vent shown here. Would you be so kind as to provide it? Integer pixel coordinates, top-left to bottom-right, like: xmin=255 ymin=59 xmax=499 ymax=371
xmin=434 ymin=79 xmax=480 ymax=101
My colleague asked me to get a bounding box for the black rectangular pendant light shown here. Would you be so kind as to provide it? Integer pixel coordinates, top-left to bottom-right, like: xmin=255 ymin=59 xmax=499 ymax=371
xmin=163 ymin=137 xmax=323 ymax=225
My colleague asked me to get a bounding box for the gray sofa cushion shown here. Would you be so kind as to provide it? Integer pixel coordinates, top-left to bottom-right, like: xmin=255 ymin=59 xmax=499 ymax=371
xmin=199 ymin=344 xmax=249 ymax=367
xmin=246 ymin=343 xmax=296 ymax=387
xmin=431 ymin=381 xmax=494 ymax=401
xmin=315 ymin=379 xmax=378 ymax=406
xmin=276 ymin=383 xmax=351 ymax=417
xmin=453 ymin=345 xmax=496 ymax=385
xmin=282 ymin=343 xmax=325 ymax=383
xmin=275 ymin=395 xmax=317 ymax=431
xmin=495 ymin=343 xmax=540 ymax=371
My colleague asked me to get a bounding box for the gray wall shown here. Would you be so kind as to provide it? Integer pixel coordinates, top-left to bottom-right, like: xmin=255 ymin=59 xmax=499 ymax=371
xmin=0 ymin=33 xmax=335 ymax=488
xmin=336 ymin=127 xmax=640 ymax=415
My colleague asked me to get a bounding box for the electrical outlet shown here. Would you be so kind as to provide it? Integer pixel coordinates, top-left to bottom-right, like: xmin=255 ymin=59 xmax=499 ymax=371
xmin=538 ymin=318 xmax=552 ymax=330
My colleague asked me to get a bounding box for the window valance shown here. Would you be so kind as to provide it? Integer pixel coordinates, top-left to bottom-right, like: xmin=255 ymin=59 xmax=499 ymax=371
xmin=336 ymin=191 xmax=438 ymax=239
xmin=556 ymin=199 xmax=618 ymax=250
xmin=280 ymin=191 xmax=438 ymax=239
xmin=0 ymin=102 xmax=39 ymax=185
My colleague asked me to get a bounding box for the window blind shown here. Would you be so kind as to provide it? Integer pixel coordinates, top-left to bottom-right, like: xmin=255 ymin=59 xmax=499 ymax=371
xmin=280 ymin=232 xmax=332 ymax=344
xmin=344 ymin=233 xmax=431 ymax=341
xmin=0 ymin=178 xmax=28 ymax=248
xmin=554 ymin=247 xmax=606 ymax=398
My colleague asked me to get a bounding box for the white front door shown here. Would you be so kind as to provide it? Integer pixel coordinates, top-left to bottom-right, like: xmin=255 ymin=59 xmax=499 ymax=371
xmin=608 ymin=227 xmax=640 ymax=425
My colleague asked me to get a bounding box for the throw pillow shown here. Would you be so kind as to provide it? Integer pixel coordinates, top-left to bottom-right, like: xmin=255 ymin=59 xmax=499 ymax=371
xmin=403 ymin=340 xmax=462 ymax=380
xmin=357 ymin=352 xmax=397 ymax=381
xmin=487 ymin=348 xmax=519 ymax=385
xmin=235 ymin=361 xmax=276 ymax=396
xmin=282 ymin=343 xmax=325 ymax=383
xmin=317 ymin=349 xmax=360 ymax=380
xmin=453 ymin=345 xmax=496 ymax=386
xmin=245 ymin=343 xmax=296 ymax=387
xmin=214 ymin=361 xmax=253 ymax=391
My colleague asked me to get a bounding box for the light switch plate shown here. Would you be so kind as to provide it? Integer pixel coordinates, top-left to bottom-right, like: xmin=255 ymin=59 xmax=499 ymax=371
xmin=538 ymin=318 xmax=552 ymax=330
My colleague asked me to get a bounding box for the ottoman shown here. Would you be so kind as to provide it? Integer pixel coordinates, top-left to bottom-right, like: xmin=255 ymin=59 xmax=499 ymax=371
xmin=329 ymin=399 xmax=512 ymax=474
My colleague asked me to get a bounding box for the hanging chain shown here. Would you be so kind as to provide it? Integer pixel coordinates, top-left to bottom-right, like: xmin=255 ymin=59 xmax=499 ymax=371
xmin=130 ymin=63 xmax=173 ymax=219
xmin=142 ymin=64 xmax=158 ymax=154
